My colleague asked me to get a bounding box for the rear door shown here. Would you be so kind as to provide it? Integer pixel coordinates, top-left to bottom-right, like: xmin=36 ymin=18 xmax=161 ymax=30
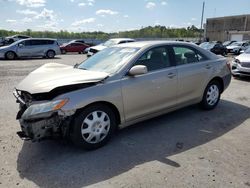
xmin=121 ymin=46 xmax=177 ymax=121
xmin=30 ymin=40 xmax=48 ymax=56
xmin=171 ymin=45 xmax=212 ymax=105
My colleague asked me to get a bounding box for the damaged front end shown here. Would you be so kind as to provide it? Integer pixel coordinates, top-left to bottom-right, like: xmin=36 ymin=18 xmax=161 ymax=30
xmin=13 ymin=89 xmax=75 ymax=142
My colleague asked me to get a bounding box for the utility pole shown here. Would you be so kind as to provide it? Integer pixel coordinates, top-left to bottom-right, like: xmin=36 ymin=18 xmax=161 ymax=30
xmin=199 ymin=1 xmax=205 ymax=43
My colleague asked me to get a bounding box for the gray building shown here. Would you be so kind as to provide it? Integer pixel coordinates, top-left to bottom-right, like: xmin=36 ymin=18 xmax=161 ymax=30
xmin=206 ymin=14 xmax=250 ymax=42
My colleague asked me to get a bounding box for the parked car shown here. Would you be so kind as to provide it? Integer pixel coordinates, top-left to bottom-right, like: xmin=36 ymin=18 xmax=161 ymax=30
xmin=226 ymin=42 xmax=249 ymax=55
xmin=5 ymin=35 xmax=31 ymax=44
xmin=14 ymin=41 xmax=231 ymax=149
xmin=87 ymin=38 xmax=135 ymax=57
xmin=0 ymin=38 xmax=60 ymax=60
xmin=231 ymin=47 xmax=250 ymax=77
xmin=200 ymin=42 xmax=227 ymax=56
xmin=60 ymin=42 xmax=89 ymax=54
xmin=222 ymin=41 xmax=236 ymax=47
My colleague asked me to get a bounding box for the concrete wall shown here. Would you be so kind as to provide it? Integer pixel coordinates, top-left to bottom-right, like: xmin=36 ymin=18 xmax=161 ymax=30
xmin=206 ymin=14 xmax=250 ymax=42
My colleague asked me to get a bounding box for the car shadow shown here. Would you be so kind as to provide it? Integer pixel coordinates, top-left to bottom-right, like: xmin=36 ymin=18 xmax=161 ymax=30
xmin=17 ymin=100 xmax=250 ymax=188
xmin=233 ymin=76 xmax=250 ymax=82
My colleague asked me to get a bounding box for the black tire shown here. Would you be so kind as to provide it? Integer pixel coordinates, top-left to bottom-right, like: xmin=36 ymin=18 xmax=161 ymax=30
xmin=46 ymin=50 xmax=55 ymax=59
xmin=5 ymin=51 xmax=16 ymax=60
xmin=200 ymin=80 xmax=221 ymax=110
xmin=71 ymin=104 xmax=117 ymax=150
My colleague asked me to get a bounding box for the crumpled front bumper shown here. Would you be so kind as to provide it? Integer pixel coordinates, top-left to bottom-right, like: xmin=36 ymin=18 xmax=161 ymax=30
xmin=14 ymin=89 xmax=73 ymax=141
xmin=17 ymin=113 xmax=63 ymax=141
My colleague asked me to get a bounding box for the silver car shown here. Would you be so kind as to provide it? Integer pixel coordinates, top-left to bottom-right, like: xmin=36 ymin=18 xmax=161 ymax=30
xmin=87 ymin=38 xmax=135 ymax=57
xmin=0 ymin=38 xmax=60 ymax=60
xmin=14 ymin=41 xmax=231 ymax=149
xmin=232 ymin=47 xmax=250 ymax=77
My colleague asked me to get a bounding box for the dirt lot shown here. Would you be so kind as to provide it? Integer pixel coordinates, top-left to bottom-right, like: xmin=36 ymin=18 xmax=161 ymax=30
xmin=0 ymin=54 xmax=249 ymax=188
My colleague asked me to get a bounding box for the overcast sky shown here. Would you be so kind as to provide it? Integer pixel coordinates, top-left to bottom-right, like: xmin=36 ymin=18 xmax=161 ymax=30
xmin=0 ymin=0 xmax=250 ymax=32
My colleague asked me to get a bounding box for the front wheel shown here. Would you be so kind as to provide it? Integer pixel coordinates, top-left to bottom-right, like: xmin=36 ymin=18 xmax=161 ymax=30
xmin=5 ymin=51 xmax=16 ymax=60
xmin=200 ymin=81 xmax=221 ymax=110
xmin=71 ymin=104 xmax=117 ymax=150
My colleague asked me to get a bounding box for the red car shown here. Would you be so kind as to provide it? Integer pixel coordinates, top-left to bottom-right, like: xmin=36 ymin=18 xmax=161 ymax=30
xmin=60 ymin=42 xmax=89 ymax=54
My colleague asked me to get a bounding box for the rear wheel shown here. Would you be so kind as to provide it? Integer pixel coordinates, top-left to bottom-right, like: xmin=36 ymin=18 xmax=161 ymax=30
xmin=200 ymin=81 xmax=221 ymax=110
xmin=5 ymin=51 xmax=16 ymax=60
xmin=71 ymin=104 xmax=117 ymax=150
xmin=46 ymin=50 xmax=55 ymax=58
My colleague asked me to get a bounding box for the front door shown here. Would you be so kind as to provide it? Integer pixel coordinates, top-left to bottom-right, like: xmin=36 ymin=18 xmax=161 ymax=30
xmin=121 ymin=46 xmax=177 ymax=122
xmin=16 ymin=40 xmax=32 ymax=57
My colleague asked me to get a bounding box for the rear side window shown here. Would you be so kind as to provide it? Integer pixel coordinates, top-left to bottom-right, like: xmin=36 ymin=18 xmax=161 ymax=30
xmin=71 ymin=43 xmax=82 ymax=46
xmin=134 ymin=46 xmax=172 ymax=72
xmin=30 ymin=40 xmax=54 ymax=45
xmin=173 ymin=46 xmax=208 ymax=66
xmin=24 ymin=40 xmax=31 ymax=46
xmin=118 ymin=41 xmax=127 ymax=44
xmin=47 ymin=40 xmax=55 ymax=45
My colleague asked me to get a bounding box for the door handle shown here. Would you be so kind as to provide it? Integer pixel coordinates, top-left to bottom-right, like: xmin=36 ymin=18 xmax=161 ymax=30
xmin=205 ymin=64 xmax=212 ymax=69
xmin=167 ymin=73 xmax=176 ymax=79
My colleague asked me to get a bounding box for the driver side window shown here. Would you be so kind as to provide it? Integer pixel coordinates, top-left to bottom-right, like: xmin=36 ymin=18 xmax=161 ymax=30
xmin=134 ymin=46 xmax=171 ymax=72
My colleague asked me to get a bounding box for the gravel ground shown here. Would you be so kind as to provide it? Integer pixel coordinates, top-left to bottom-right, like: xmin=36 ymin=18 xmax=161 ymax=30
xmin=0 ymin=54 xmax=249 ymax=188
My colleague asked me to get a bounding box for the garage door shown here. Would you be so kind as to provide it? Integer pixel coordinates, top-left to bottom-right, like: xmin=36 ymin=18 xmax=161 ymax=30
xmin=231 ymin=34 xmax=243 ymax=41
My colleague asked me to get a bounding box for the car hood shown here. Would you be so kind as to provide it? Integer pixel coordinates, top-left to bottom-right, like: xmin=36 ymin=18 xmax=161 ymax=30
xmin=91 ymin=45 xmax=107 ymax=51
xmin=0 ymin=45 xmax=11 ymax=50
xmin=236 ymin=53 xmax=250 ymax=62
xmin=16 ymin=63 xmax=109 ymax=94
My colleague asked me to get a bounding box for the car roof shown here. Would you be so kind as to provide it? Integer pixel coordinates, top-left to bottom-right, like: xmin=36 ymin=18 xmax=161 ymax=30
xmin=116 ymin=40 xmax=197 ymax=48
xmin=21 ymin=38 xmax=56 ymax=41
xmin=116 ymin=40 xmax=220 ymax=60
xmin=109 ymin=38 xmax=135 ymax=42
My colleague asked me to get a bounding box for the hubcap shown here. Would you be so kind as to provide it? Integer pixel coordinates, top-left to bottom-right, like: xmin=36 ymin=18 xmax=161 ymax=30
xmin=48 ymin=51 xmax=54 ymax=58
xmin=206 ymin=84 xmax=219 ymax=106
xmin=81 ymin=111 xmax=110 ymax=144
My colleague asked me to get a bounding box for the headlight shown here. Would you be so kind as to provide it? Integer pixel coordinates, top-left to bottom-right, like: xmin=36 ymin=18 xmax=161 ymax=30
xmin=234 ymin=59 xmax=240 ymax=64
xmin=22 ymin=99 xmax=68 ymax=118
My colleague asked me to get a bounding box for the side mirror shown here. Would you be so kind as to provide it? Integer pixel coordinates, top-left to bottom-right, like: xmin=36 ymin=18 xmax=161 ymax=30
xmin=18 ymin=43 xmax=24 ymax=48
xmin=128 ymin=65 xmax=148 ymax=76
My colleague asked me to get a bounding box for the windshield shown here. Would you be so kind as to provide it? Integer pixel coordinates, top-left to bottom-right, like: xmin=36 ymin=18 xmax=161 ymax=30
xmin=103 ymin=40 xmax=118 ymax=47
xmin=199 ymin=42 xmax=209 ymax=48
xmin=230 ymin=42 xmax=242 ymax=46
xmin=205 ymin=43 xmax=216 ymax=49
xmin=78 ymin=47 xmax=139 ymax=74
xmin=223 ymin=41 xmax=230 ymax=46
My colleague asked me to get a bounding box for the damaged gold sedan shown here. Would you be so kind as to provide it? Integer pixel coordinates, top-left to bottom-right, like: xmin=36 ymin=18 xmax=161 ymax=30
xmin=14 ymin=41 xmax=231 ymax=150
